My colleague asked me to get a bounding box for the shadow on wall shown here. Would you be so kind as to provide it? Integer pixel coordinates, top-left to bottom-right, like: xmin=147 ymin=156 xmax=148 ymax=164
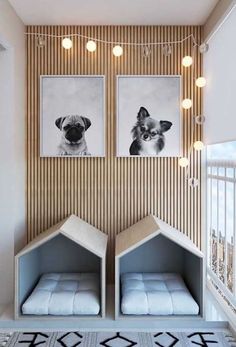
xmin=0 ymin=0 xmax=26 ymax=307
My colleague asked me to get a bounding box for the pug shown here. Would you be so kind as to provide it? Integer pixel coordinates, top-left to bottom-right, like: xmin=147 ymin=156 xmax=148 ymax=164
xmin=55 ymin=115 xmax=91 ymax=156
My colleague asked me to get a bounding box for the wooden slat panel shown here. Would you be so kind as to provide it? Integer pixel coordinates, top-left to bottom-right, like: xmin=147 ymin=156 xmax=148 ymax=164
xmin=26 ymin=26 xmax=202 ymax=282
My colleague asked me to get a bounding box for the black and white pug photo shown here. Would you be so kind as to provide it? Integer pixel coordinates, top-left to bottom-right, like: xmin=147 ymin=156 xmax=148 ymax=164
xmin=55 ymin=115 xmax=91 ymax=156
xmin=40 ymin=76 xmax=105 ymax=157
xmin=129 ymin=107 xmax=172 ymax=156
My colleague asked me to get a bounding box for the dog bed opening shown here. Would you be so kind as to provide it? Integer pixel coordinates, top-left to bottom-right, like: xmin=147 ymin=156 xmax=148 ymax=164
xmin=15 ymin=215 xmax=107 ymax=319
xmin=115 ymin=215 xmax=204 ymax=318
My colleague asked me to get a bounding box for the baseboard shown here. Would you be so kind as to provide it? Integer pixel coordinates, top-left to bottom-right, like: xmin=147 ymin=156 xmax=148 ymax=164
xmin=207 ymin=280 xmax=236 ymax=336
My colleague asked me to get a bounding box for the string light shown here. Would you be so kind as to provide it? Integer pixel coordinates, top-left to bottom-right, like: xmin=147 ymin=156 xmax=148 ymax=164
xmin=86 ymin=40 xmax=96 ymax=52
xmin=182 ymin=56 xmax=193 ymax=67
xmin=182 ymin=99 xmax=192 ymax=109
xmin=162 ymin=44 xmax=172 ymax=56
xmin=26 ymin=30 xmax=205 ymax=187
xmin=179 ymin=157 xmax=189 ymax=168
xmin=62 ymin=38 xmax=72 ymax=49
xmin=188 ymin=177 xmax=199 ymax=188
xmin=199 ymin=43 xmax=209 ymax=54
xmin=195 ymin=115 xmax=205 ymax=125
xmin=193 ymin=141 xmax=204 ymax=151
xmin=113 ymin=45 xmax=123 ymax=57
xmin=196 ymin=77 xmax=206 ymax=88
xmin=26 ymin=32 xmax=199 ymax=50
xmin=142 ymin=46 xmax=151 ymax=58
xmin=37 ymin=36 xmax=46 ymax=48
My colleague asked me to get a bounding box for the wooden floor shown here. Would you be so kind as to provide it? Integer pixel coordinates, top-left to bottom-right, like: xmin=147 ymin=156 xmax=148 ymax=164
xmin=0 ymin=287 xmax=228 ymax=332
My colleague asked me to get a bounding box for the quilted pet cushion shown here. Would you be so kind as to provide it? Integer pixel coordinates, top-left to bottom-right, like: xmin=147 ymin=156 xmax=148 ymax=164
xmin=22 ymin=273 xmax=100 ymax=315
xmin=121 ymin=273 xmax=199 ymax=315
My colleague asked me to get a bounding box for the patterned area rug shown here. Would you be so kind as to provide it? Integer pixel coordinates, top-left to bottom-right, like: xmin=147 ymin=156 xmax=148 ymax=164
xmin=0 ymin=331 xmax=236 ymax=347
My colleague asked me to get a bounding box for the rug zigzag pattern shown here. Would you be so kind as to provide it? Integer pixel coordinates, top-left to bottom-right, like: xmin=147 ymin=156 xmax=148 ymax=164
xmin=1 ymin=331 xmax=235 ymax=347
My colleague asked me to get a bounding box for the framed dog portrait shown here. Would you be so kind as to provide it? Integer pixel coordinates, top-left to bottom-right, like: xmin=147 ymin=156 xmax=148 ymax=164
xmin=116 ymin=75 xmax=182 ymax=157
xmin=40 ymin=75 xmax=105 ymax=157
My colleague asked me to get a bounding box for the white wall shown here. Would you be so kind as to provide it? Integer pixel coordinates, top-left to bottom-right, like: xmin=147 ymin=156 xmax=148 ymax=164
xmin=0 ymin=0 xmax=26 ymax=306
xmin=204 ymin=4 xmax=236 ymax=144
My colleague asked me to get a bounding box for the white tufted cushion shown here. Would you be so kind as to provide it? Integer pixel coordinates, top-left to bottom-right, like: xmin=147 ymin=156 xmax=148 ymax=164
xmin=121 ymin=273 xmax=199 ymax=315
xmin=22 ymin=273 xmax=100 ymax=315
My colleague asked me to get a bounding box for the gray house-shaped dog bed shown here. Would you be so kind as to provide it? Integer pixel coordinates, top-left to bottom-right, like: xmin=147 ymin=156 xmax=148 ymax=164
xmin=115 ymin=215 xmax=204 ymax=319
xmin=15 ymin=215 xmax=107 ymax=319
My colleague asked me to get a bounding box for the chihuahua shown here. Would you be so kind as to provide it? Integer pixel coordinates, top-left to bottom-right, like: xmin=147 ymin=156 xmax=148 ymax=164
xmin=129 ymin=106 xmax=172 ymax=156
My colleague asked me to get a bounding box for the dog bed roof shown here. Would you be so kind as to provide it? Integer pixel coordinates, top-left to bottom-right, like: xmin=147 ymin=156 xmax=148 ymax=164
xmin=116 ymin=215 xmax=203 ymax=259
xmin=16 ymin=214 xmax=108 ymax=259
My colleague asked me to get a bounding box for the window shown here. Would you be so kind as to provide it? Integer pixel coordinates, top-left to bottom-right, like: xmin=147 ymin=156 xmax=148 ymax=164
xmin=207 ymin=141 xmax=236 ymax=309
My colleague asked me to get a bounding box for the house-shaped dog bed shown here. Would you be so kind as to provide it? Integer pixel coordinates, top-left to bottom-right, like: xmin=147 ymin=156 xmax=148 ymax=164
xmin=115 ymin=215 xmax=204 ymax=319
xmin=15 ymin=215 xmax=108 ymax=320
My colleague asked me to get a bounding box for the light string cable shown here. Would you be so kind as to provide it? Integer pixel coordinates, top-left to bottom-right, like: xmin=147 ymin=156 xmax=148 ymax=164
xmin=25 ymin=32 xmax=199 ymax=47
xmin=27 ymin=29 xmax=203 ymax=184
xmin=185 ymin=42 xmax=198 ymax=182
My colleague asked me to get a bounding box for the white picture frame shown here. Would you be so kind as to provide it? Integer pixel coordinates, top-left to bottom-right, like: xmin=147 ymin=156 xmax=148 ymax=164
xmin=40 ymin=75 xmax=105 ymax=157
xmin=116 ymin=75 xmax=182 ymax=157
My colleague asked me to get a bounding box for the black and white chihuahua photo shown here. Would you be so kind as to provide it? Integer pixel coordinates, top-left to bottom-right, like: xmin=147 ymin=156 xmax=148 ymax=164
xmin=129 ymin=107 xmax=172 ymax=156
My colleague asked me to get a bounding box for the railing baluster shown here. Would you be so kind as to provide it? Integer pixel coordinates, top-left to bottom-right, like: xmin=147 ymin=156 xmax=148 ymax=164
xmin=234 ymin=167 xmax=236 ymax=296
xmin=224 ymin=167 xmax=227 ymax=286
xmin=207 ymin=161 xmax=236 ymax=307
xmin=217 ymin=167 xmax=220 ymax=278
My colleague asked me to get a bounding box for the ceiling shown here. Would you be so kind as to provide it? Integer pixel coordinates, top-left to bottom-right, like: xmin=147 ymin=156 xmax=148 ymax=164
xmin=8 ymin=0 xmax=219 ymax=26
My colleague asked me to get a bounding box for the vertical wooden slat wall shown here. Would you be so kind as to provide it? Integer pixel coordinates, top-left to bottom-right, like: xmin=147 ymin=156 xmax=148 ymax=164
xmin=27 ymin=26 xmax=202 ymax=282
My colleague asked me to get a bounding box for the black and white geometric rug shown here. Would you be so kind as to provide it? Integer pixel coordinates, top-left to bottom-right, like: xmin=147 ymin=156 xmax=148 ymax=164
xmin=1 ymin=331 xmax=236 ymax=347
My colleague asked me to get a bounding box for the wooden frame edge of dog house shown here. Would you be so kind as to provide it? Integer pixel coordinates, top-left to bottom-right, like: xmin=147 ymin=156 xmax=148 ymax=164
xmin=115 ymin=215 xmax=204 ymax=320
xmin=15 ymin=215 xmax=108 ymax=320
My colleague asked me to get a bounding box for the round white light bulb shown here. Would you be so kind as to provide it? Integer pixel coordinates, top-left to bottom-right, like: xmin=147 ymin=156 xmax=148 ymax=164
xmin=196 ymin=77 xmax=206 ymax=88
xmin=182 ymin=56 xmax=193 ymax=67
xmin=62 ymin=38 xmax=72 ymax=49
xmin=113 ymin=45 xmax=123 ymax=57
xmin=182 ymin=98 xmax=192 ymax=109
xmin=86 ymin=40 xmax=96 ymax=52
xmin=194 ymin=141 xmax=204 ymax=151
xmin=179 ymin=157 xmax=189 ymax=168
